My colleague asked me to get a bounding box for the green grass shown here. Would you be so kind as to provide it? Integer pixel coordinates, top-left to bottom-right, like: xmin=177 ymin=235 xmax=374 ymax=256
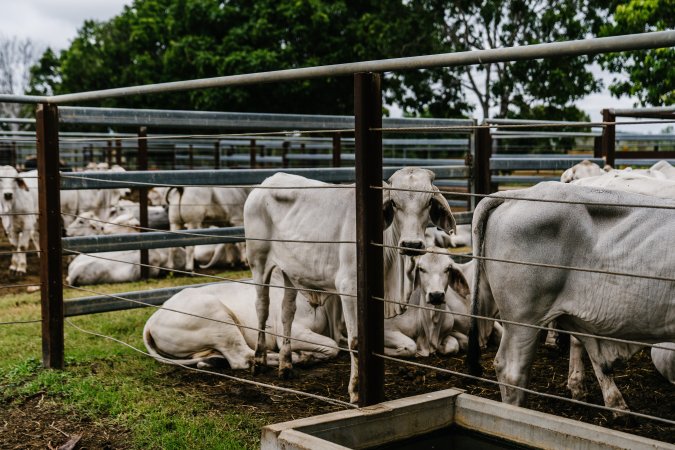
xmin=0 ymin=270 xmax=265 ymax=449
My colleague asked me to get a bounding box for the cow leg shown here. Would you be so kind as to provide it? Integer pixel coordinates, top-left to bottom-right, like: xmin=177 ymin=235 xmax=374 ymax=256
xmin=278 ymin=273 xmax=298 ymax=379
xmin=439 ymin=335 xmax=461 ymax=355
xmin=15 ymin=229 xmax=32 ymax=276
xmin=7 ymin=227 xmax=20 ymax=276
xmin=167 ymin=222 xmax=182 ymax=270
xmin=493 ymin=324 xmax=541 ymax=406
xmin=252 ymin=266 xmax=274 ymax=374
xmin=288 ymin=327 xmax=340 ymax=366
xmin=544 ymin=321 xmax=559 ymax=349
xmin=384 ymin=330 xmax=417 ymax=357
xmin=337 ymin=278 xmax=358 ymax=403
xmin=567 ymin=336 xmax=587 ymax=399
xmin=184 ymin=222 xmax=200 ymax=272
xmin=581 ymin=338 xmax=629 ymax=415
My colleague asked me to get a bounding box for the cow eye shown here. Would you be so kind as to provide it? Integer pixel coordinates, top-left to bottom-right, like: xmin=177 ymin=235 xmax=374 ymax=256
xmin=391 ymin=200 xmax=398 ymax=209
xmin=419 ymin=267 xmax=427 ymax=273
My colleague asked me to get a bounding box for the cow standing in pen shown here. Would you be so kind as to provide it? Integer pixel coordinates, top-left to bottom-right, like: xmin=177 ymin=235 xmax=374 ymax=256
xmin=467 ymin=182 xmax=675 ymax=414
xmin=0 ymin=166 xmax=38 ymax=277
xmin=244 ymin=167 xmax=455 ymax=403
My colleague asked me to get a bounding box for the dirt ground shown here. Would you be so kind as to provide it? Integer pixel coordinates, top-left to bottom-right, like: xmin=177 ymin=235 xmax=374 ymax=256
xmin=0 ymin=240 xmax=673 ymax=448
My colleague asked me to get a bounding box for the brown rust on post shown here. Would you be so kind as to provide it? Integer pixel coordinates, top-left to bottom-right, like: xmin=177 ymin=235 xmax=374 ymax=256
xmin=36 ymin=103 xmax=64 ymax=369
xmin=354 ymin=72 xmax=385 ymax=407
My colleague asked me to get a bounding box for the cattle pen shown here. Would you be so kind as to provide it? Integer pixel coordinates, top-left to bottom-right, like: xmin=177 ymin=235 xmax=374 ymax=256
xmin=0 ymin=31 xmax=674 ymax=448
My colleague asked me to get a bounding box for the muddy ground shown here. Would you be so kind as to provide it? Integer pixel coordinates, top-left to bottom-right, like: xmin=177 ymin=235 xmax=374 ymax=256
xmin=0 ymin=241 xmax=673 ymax=448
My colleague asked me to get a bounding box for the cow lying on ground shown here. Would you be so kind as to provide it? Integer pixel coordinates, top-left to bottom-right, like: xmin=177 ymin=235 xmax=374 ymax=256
xmin=467 ymin=182 xmax=675 ymax=414
xmin=112 ymin=199 xmax=170 ymax=230
xmin=245 ymin=168 xmax=455 ymax=403
xmin=143 ymin=273 xmax=343 ymax=369
xmin=66 ymin=247 xmax=185 ymax=286
xmin=0 ymin=166 xmax=38 ymax=276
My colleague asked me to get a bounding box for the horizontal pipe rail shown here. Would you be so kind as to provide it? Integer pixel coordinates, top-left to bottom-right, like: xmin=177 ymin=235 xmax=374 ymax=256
xmin=63 ymin=209 xmax=474 ymax=254
xmin=60 ymin=166 xmax=469 ymax=189
xmin=63 ymin=226 xmax=245 ymax=253
xmin=58 ymin=106 xmax=473 ymax=129
xmin=0 ymin=31 xmax=666 ymax=104
xmin=490 ymin=157 xmax=604 ymax=170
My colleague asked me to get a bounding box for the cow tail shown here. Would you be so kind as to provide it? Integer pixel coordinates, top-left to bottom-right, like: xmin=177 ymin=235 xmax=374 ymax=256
xmin=199 ymin=244 xmax=227 ymax=269
xmin=165 ymin=187 xmax=185 ymax=224
xmin=467 ymin=196 xmax=504 ymax=377
xmin=142 ymin=320 xmax=209 ymax=367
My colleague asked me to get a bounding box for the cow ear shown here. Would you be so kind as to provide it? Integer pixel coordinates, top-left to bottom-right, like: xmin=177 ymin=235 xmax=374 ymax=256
xmin=15 ymin=177 xmax=29 ymax=191
xmin=382 ymin=182 xmax=394 ymax=229
xmin=449 ymin=264 xmax=470 ymax=299
xmin=430 ymin=190 xmax=455 ymax=234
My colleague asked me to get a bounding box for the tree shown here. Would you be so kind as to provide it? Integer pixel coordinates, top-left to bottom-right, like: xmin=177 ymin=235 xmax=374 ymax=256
xmin=0 ymin=34 xmax=42 ymax=127
xmin=28 ymin=0 xmax=469 ymax=117
xmin=599 ymin=0 xmax=674 ymax=106
xmin=426 ymin=0 xmax=609 ymax=120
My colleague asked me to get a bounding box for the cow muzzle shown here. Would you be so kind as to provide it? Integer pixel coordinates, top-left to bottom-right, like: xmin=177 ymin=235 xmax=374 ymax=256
xmin=3 ymin=192 xmax=12 ymax=201
xmin=399 ymin=240 xmax=424 ymax=255
xmin=427 ymin=291 xmax=445 ymax=305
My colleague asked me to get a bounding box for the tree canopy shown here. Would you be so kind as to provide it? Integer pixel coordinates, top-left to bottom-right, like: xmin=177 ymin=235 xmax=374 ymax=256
xmin=600 ymin=0 xmax=674 ymax=106
xmin=30 ymin=0 xmax=666 ymax=120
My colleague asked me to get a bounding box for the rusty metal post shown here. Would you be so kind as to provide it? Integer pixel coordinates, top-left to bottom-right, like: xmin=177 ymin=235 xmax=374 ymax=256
xmin=332 ymin=133 xmax=341 ymax=167
xmin=10 ymin=141 xmax=17 ymax=168
xmin=601 ymin=109 xmax=616 ymax=167
xmin=214 ymin=140 xmax=221 ymax=169
xmin=115 ymin=139 xmax=122 ymax=165
xmin=249 ymin=139 xmax=257 ymax=168
xmin=593 ymin=136 xmax=602 ymax=159
xmin=282 ymin=141 xmax=290 ymax=168
xmin=354 ymin=72 xmax=384 ymax=407
xmin=138 ymin=127 xmax=149 ymax=279
xmin=36 ymin=103 xmax=64 ymax=369
xmin=475 ymin=123 xmax=493 ymax=197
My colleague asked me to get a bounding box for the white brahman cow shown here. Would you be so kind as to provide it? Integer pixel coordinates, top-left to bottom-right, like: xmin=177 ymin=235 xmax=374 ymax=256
xmin=244 ymin=168 xmax=455 ymax=403
xmin=66 ymin=247 xmax=185 ymax=286
xmin=166 ymin=186 xmax=250 ymax=272
xmin=560 ymin=160 xmax=609 ymax=183
xmin=22 ymin=165 xmax=130 ymax=229
xmin=0 ymin=166 xmax=39 ymax=276
xmin=467 ymin=182 xmax=675 ymax=414
xmin=651 ymin=343 xmax=675 ymax=385
xmin=143 ymin=273 xmax=344 ymax=370
xmin=425 ymin=224 xmax=472 ymax=249
xmin=112 ymin=199 xmax=169 ymax=230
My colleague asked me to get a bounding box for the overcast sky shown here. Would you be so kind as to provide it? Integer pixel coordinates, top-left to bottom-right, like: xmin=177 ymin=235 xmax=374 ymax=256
xmin=0 ymin=0 xmax=665 ymax=132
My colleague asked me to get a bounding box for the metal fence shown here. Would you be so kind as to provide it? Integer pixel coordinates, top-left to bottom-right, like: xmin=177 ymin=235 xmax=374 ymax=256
xmin=0 ymin=30 xmax=674 ymax=436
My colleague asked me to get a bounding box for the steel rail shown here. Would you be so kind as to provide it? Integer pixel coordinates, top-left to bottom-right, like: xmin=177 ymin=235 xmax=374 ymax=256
xmin=374 ymin=186 xmax=675 ymax=211
xmin=65 ymin=319 xmax=355 ymax=409
xmin=19 ymin=31 xmax=670 ymax=104
xmin=374 ymin=354 xmax=675 ymax=426
xmin=66 ymin=284 xmax=355 ymax=355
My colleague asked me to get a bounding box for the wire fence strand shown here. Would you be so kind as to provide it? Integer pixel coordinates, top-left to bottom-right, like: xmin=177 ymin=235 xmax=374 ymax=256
xmin=65 ymin=318 xmax=355 ymax=409
xmin=65 ymin=284 xmax=355 ymax=355
xmin=374 ymin=353 xmax=675 ymax=426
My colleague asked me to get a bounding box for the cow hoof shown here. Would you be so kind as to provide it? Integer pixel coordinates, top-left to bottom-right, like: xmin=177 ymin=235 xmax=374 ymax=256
xmin=251 ymin=363 xmax=269 ymax=376
xmin=279 ymin=367 xmax=296 ymax=380
xmin=610 ymin=412 xmax=634 ymax=427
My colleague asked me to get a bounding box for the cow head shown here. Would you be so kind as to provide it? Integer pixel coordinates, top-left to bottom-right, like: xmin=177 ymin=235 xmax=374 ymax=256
xmin=384 ymin=168 xmax=455 ymax=256
xmin=407 ymin=249 xmax=470 ymax=307
xmin=0 ymin=165 xmax=28 ymax=206
xmin=65 ymin=211 xmax=104 ymax=237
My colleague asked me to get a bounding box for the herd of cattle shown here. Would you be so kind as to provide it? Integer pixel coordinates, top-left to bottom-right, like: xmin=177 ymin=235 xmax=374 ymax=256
xmin=1 ymin=159 xmax=673 ymax=414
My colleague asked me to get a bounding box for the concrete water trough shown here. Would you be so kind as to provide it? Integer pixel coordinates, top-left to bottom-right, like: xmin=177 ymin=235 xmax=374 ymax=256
xmin=261 ymin=389 xmax=673 ymax=450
